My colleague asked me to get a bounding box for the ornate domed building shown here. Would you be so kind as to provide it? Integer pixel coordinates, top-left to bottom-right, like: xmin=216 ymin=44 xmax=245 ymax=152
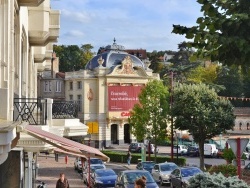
xmin=65 ymin=40 xmax=159 ymax=148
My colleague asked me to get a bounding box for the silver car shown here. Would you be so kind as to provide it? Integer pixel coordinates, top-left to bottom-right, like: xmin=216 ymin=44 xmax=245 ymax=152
xmin=151 ymin=162 xmax=178 ymax=185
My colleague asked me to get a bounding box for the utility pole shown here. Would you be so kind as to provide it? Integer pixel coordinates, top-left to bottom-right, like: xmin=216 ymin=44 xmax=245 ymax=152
xmin=170 ymin=72 xmax=174 ymax=162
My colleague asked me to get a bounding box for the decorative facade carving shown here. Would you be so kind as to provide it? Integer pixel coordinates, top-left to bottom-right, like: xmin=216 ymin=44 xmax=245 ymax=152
xmin=87 ymin=89 xmax=94 ymax=101
xmin=116 ymin=56 xmax=135 ymax=74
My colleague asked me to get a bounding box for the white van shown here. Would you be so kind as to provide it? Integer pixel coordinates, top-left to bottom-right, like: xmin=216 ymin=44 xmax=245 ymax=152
xmin=204 ymin=144 xmax=218 ymax=157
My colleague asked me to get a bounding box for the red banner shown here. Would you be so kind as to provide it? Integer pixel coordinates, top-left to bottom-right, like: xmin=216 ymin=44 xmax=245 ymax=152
xmin=108 ymin=86 xmax=143 ymax=111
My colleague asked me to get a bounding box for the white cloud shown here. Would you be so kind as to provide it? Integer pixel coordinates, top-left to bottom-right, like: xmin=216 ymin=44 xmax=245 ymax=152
xmin=52 ymin=0 xmax=202 ymax=52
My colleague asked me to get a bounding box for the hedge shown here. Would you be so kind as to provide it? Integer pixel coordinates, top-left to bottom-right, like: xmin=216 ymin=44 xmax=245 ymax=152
xmin=102 ymin=150 xmax=186 ymax=166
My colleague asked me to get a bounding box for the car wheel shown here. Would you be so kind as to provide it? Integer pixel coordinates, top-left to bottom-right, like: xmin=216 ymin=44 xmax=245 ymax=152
xmin=159 ymin=177 xmax=164 ymax=186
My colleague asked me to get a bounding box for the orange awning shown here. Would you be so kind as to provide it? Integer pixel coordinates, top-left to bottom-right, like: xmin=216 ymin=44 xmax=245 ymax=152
xmin=22 ymin=125 xmax=109 ymax=162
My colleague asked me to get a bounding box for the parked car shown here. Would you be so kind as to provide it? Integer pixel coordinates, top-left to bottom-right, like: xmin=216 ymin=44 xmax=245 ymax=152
xmin=89 ymin=168 xmax=117 ymax=188
xmin=145 ymin=144 xmax=159 ymax=154
xmin=115 ymin=170 xmax=159 ymax=188
xmin=187 ymin=146 xmax=199 ymax=157
xmin=129 ymin=142 xmax=144 ymax=153
xmin=204 ymin=144 xmax=218 ymax=157
xmin=170 ymin=166 xmax=203 ymax=188
xmin=173 ymin=145 xmax=188 ymax=156
xmin=151 ymin=162 xmax=178 ymax=185
xmin=83 ymin=164 xmax=106 ymax=185
xmin=136 ymin=161 xmax=155 ymax=173
xmin=74 ymin=157 xmax=82 ymax=172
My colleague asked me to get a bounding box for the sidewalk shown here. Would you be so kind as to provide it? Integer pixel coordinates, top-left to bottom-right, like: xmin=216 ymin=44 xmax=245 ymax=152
xmin=35 ymin=154 xmax=85 ymax=188
xmin=35 ymin=154 xmax=136 ymax=188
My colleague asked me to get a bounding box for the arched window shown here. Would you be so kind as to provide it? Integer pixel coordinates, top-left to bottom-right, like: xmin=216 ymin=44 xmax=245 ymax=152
xmin=239 ymin=122 xmax=242 ymax=130
xmin=247 ymin=123 xmax=249 ymax=130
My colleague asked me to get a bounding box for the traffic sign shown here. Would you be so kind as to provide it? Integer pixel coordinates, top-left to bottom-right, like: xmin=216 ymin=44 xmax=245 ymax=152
xmin=227 ymin=138 xmax=249 ymax=157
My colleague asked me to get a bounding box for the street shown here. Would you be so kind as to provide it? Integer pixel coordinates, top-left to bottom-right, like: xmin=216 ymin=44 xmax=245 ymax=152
xmin=36 ymin=144 xmax=250 ymax=188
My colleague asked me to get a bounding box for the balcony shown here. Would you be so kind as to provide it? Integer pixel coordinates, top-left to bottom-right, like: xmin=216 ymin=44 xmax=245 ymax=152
xmin=19 ymin=0 xmax=44 ymax=7
xmin=13 ymin=98 xmax=79 ymax=125
xmin=28 ymin=1 xmax=60 ymax=46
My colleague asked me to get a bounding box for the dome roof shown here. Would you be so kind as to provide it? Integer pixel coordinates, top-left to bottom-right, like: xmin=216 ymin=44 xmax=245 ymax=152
xmin=85 ymin=40 xmax=145 ymax=70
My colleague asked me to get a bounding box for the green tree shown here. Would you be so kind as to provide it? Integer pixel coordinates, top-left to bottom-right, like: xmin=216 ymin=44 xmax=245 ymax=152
xmin=172 ymin=0 xmax=250 ymax=67
xmin=129 ymin=80 xmax=170 ymax=161
xmin=187 ymin=63 xmax=218 ymax=84
xmin=53 ymin=44 xmax=94 ymax=72
xmin=171 ymin=83 xmax=235 ymax=170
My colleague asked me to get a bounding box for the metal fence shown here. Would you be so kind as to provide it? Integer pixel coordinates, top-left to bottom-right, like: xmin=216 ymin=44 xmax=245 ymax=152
xmin=52 ymin=100 xmax=78 ymax=119
xmin=13 ymin=98 xmax=47 ymax=125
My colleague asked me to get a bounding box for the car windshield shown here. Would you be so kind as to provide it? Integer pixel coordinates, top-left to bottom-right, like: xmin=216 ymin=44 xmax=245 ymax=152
xmin=160 ymin=164 xmax=177 ymax=171
xmin=181 ymin=168 xmax=202 ymax=177
xmin=124 ymin=171 xmax=155 ymax=184
xmin=142 ymin=162 xmax=155 ymax=168
xmin=90 ymin=159 xmax=103 ymax=164
xmin=91 ymin=165 xmax=105 ymax=171
xmin=95 ymin=169 xmax=116 ymax=177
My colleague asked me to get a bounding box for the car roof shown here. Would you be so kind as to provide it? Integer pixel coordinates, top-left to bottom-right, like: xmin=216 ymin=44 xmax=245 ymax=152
xmin=157 ymin=162 xmax=176 ymax=165
xmin=122 ymin=170 xmax=149 ymax=173
xmin=180 ymin=166 xmax=200 ymax=170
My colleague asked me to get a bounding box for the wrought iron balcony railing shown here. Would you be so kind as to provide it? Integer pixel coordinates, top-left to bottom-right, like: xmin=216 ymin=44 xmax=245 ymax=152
xmin=14 ymin=98 xmax=79 ymax=125
xmin=13 ymin=98 xmax=47 ymax=125
xmin=52 ymin=100 xmax=78 ymax=119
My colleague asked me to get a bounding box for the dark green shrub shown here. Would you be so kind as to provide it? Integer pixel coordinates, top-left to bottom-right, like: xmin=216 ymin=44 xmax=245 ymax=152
xmin=208 ymin=164 xmax=237 ymax=177
xmin=102 ymin=150 xmax=186 ymax=166
xmin=188 ymin=172 xmax=250 ymax=188
xmin=223 ymin=148 xmax=235 ymax=163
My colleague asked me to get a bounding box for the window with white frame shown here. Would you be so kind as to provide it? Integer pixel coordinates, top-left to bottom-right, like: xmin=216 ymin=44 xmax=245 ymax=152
xmin=77 ymin=81 xmax=82 ymax=89
xmin=77 ymin=95 xmax=82 ymax=112
xmin=44 ymin=81 xmax=52 ymax=92
xmin=56 ymin=81 xmax=62 ymax=92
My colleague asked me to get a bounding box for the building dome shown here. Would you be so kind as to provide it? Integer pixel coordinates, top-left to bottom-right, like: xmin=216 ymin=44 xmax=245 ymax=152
xmin=85 ymin=39 xmax=145 ymax=70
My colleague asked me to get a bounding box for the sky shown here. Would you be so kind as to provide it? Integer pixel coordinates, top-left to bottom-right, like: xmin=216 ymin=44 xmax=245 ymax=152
xmin=51 ymin=0 xmax=202 ymax=53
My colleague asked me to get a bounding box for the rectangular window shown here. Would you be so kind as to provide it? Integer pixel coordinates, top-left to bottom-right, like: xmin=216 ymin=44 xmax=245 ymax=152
xmin=77 ymin=95 xmax=82 ymax=112
xmin=56 ymin=81 xmax=61 ymax=92
xmin=44 ymin=81 xmax=52 ymax=92
xmin=69 ymin=82 xmax=73 ymax=90
xmin=69 ymin=95 xmax=73 ymax=101
xmin=77 ymin=81 xmax=82 ymax=89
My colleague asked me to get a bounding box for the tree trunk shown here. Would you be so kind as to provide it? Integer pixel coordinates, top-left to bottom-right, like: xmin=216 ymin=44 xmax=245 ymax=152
xmin=199 ymin=140 xmax=205 ymax=171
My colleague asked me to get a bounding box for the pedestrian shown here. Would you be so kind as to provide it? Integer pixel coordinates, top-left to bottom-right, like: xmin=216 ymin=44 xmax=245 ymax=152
xmin=56 ymin=173 xmax=70 ymax=188
xmin=134 ymin=177 xmax=146 ymax=188
xmin=127 ymin=150 xmax=132 ymax=165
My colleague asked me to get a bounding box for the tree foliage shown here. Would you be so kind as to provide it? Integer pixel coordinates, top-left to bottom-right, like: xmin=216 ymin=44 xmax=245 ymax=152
xmin=172 ymin=0 xmax=250 ymax=67
xmin=129 ymin=80 xmax=170 ymax=160
xmin=171 ymin=83 xmax=235 ymax=170
xmin=187 ymin=63 xmax=218 ymax=84
xmin=53 ymin=44 xmax=95 ymax=72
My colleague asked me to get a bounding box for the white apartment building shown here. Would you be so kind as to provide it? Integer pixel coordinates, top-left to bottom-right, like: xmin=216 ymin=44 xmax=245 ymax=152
xmin=0 ymin=1 xmax=108 ymax=188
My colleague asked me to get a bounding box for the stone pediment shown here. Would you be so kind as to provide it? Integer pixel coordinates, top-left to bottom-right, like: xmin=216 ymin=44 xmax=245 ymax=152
xmin=109 ymin=55 xmax=150 ymax=77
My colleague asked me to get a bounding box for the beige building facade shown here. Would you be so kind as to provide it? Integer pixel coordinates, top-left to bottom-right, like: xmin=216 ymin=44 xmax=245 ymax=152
xmin=65 ymin=42 xmax=159 ymax=148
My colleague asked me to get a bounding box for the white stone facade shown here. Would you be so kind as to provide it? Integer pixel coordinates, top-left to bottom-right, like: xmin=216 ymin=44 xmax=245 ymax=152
xmin=65 ymin=54 xmax=160 ymax=148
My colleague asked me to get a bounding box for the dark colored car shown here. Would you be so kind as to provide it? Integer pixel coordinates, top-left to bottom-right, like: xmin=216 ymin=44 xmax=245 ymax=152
xmin=170 ymin=167 xmax=203 ymax=188
xmin=136 ymin=161 xmax=155 ymax=173
xmin=187 ymin=146 xmax=199 ymax=157
xmin=90 ymin=168 xmax=117 ymax=188
xmin=115 ymin=170 xmax=159 ymax=188
xmin=129 ymin=143 xmax=144 ymax=153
